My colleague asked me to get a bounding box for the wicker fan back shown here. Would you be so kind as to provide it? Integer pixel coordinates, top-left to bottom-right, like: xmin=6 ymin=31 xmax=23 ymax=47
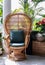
xmin=4 ymin=13 xmax=32 ymax=35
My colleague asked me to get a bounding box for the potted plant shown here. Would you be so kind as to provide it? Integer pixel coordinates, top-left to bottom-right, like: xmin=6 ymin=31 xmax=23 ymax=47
xmin=36 ymin=18 xmax=45 ymax=41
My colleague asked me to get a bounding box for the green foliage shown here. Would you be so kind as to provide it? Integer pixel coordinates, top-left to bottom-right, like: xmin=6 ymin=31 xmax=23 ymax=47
xmin=36 ymin=19 xmax=45 ymax=32
xmin=19 ymin=0 xmax=30 ymax=15
xmin=32 ymin=0 xmax=44 ymax=2
xmin=0 ymin=5 xmax=3 ymax=17
xmin=0 ymin=17 xmax=3 ymax=24
xmin=0 ymin=33 xmax=2 ymax=42
xmin=19 ymin=0 xmax=45 ymax=31
xmin=0 ymin=0 xmax=3 ymax=2
xmin=19 ymin=0 xmax=44 ymax=22
xmin=13 ymin=8 xmax=22 ymax=13
xmin=24 ymin=0 xmax=29 ymax=14
xmin=39 ymin=14 xmax=45 ymax=18
xmin=0 ymin=4 xmax=3 ymax=24
xmin=32 ymin=18 xmax=41 ymax=31
xmin=19 ymin=0 xmax=35 ymax=21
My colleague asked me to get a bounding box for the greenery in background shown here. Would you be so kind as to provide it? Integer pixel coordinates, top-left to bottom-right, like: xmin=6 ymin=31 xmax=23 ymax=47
xmin=0 ymin=0 xmax=3 ymax=3
xmin=18 ymin=0 xmax=45 ymax=31
xmin=0 ymin=0 xmax=3 ymax=24
xmin=19 ymin=0 xmax=30 ymax=15
xmin=0 ymin=33 xmax=2 ymax=42
xmin=0 ymin=5 xmax=3 ymax=17
xmin=19 ymin=0 xmax=44 ymax=20
xmin=32 ymin=0 xmax=45 ymax=18
xmin=32 ymin=0 xmax=45 ymax=31
xmin=36 ymin=18 xmax=45 ymax=32
xmin=0 ymin=17 xmax=3 ymax=23
xmin=32 ymin=18 xmax=41 ymax=31
xmin=0 ymin=0 xmax=3 ymax=50
xmin=32 ymin=0 xmax=45 ymax=3
xmin=13 ymin=8 xmax=22 ymax=13
xmin=0 ymin=33 xmax=3 ymax=52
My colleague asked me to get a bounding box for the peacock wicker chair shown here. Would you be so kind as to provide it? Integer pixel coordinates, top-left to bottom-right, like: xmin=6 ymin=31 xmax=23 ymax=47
xmin=4 ymin=13 xmax=32 ymax=61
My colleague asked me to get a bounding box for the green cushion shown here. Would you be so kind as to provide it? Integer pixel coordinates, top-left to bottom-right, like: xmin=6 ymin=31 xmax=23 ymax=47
xmin=10 ymin=30 xmax=25 ymax=43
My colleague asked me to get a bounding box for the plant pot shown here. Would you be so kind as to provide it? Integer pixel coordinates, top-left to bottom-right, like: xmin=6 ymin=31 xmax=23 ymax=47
xmin=36 ymin=32 xmax=45 ymax=42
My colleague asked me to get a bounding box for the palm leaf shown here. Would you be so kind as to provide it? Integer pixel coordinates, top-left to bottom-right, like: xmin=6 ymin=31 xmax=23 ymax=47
xmin=32 ymin=0 xmax=44 ymax=3
xmin=39 ymin=14 xmax=45 ymax=17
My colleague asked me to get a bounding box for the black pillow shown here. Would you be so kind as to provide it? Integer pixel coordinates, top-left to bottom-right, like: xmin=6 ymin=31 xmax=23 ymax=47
xmin=10 ymin=30 xmax=25 ymax=43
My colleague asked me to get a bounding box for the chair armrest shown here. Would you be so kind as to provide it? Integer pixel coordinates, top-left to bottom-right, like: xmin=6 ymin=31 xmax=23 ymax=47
xmin=25 ymin=35 xmax=30 ymax=48
xmin=3 ymin=35 xmax=9 ymax=40
xmin=3 ymin=35 xmax=10 ymax=43
xmin=3 ymin=35 xmax=11 ymax=54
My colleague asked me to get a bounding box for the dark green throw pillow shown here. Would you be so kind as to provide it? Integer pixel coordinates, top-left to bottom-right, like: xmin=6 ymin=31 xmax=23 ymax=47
xmin=10 ymin=30 xmax=25 ymax=43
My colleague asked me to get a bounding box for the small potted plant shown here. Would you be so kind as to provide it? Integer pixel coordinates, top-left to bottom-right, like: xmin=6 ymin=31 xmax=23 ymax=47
xmin=36 ymin=18 xmax=45 ymax=41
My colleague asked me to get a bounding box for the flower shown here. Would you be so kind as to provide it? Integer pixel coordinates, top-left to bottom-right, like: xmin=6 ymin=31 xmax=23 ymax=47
xmin=42 ymin=18 xmax=45 ymax=24
xmin=36 ymin=18 xmax=45 ymax=32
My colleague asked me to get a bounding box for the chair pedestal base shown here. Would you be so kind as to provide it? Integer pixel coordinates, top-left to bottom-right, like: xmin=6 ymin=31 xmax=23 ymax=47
xmin=14 ymin=54 xmax=26 ymax=61
xmin=7 ymin=50 xmax=26 ymax=61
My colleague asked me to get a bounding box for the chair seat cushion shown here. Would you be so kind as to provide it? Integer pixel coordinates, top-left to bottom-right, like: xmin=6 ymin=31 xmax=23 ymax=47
xmin=10 ymin=30 xmax=25 ymax=43
xmin=10 ymin=43 xmax=25 ymax=47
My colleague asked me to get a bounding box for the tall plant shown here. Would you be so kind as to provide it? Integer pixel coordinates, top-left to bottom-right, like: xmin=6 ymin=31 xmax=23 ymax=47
xmin=19 ymin=0 xmax=44 ymax=21
xmin=19 ymin=0 xmax=29 ymax=15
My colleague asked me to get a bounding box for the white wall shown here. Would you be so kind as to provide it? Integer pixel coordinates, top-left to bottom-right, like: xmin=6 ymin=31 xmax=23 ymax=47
xmin=3 ymin=0 xmax=11 ymax=51
xmin=3 ymin=0 xmax=11 ymax=20
xmin=11 ymin=0 xmax=21 ymax=11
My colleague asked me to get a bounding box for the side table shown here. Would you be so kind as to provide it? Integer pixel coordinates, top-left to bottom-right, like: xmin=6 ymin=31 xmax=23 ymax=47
xmin=32 ymin=41 xmax=45 ymax=56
